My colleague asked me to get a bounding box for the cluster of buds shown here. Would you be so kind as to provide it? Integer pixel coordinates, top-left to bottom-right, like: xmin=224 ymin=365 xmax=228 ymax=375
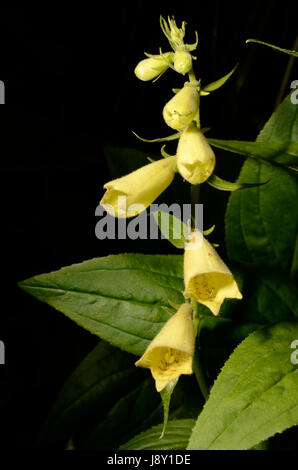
xmin=101 ymin=18 xmax=216 ymax=219
xmin=100 ymin=17 xmax=242 ymax=392
xmin=135 ymin=17 xmax=198 ymax=81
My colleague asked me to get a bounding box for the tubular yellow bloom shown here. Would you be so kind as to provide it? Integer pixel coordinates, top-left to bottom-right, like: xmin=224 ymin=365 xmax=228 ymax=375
xmin=174 ymin=51 xmax=192 ymax=75
xmin=100 ymin=156 xmax=177 ymax=218
xmin=163 ymin=83 xmax=199 ymax=130
xmin=135 ymin=303 xmax=195 ymax=392
xmin=184 ymin=231 xmax=242 ymax=316
xmin=177 ymin=123 xmax=216 ymax=184
xmin=135 ymin=53 xmax=173 ymax=81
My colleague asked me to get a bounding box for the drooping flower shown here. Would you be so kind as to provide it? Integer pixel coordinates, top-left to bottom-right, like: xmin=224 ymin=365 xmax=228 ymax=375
xmin=163 ymin=83 xmax=199 ymax=130
xmin=177 ymin=123 xmax=216 ymax=184
xmin=135 ymin=303 xmax=195 ymax=392
xmin=135 ymin=53 xmax=173 ymax=81
xmin=100 ymin=156 xmax=177 ymax=218
xmin=184 ymin=231 xmax=242 ymax=315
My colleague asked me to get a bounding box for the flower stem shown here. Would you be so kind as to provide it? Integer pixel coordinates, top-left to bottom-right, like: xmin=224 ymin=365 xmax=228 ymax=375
xmin=191 ymin=297 xmax=209 ymax=401
xmin=193 ymin=342 xmax=210 ymax=401
xmin=190 ymin=184 xmax=209 ymax=401
xmin=191 ymin=184 xmax=200 ymax=229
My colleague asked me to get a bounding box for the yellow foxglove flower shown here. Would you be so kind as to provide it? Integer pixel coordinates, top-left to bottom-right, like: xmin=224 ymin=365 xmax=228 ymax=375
xmin=100 ymin=156 xmax=177 ymax=218
xmin=163 ymin=83 xmax=199 ymax=130
xmin=177 ymin=123 xmax=216 ymax=184
xmin=184 ymin=231 xmax=242 ymax=315
xmin=174 ymin=51 xmax=192 ymax=75
xmin=135 ymin=53 xmax=173 ymax=81
xmin=135 ymin=303 xmax=195 ymax=392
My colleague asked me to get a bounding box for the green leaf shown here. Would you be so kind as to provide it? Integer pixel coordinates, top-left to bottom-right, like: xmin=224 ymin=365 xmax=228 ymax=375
xmin=120 ymin=419 xmax=195 ymax=450
xmin=160 ymin=378 xmax=179 ymax=439
xmin=225 ymin=95 xmax=298 ymax=275
xmin=19 ymin=254 xmax=184 ymax=356
xmin=246 ymin=39 xmax=298 ymax=57
xmin=202 ymin=64 xmax=238 ymax=93
xmin=38 ymin=341 xmax=163 ymax=449
xmin=188 ymin=322 xmax=298 ymax=450
xmin=80 ymin=375 xmax=163 ymax=450
xmin=39 ymin=340 xmax=202 ymax=450
xmin=207 ymin=174 xmax=268 ymax=191
xmin=132 ymin=131 xmax=181 ymax=143
xmin=151 ymin=211 xmax=190 ymax=249
xmin=208 ymin=138 xmax=298 ymax=173
xmin=240 ymin=269 xmax=298 ymax=324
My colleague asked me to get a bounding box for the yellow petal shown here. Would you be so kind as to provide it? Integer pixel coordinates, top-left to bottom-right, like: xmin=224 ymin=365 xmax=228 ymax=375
xmin=163 ymin=84 xmax=199 ymax=131
xmin=184 ymin=231 xmax=242 ymax=315
xmin=135 ymin=303 xmax=195 ymax=392
xmin=100 ymin=156 xmax=177 ymax=218
xmin=177 ymin=123 xmax=216 ymax=184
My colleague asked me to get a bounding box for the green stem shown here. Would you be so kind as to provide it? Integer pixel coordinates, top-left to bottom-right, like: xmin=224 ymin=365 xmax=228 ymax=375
xmin=190 ymin=185 xmax=209 ymax=401
xmin=188 ymin=67 xmax=201 ymax=128
xmin=193 ymin=343 xmax=210 ymax=401
xmin=191 ymin=184 xmax=200 ymax=229
xmin=274 ymin=34 xmax=298 ymax=110
xmin=191 ymin=294 xmax=209 ymax=401
xmin=188 ymin=69 xmax=196 ymax=82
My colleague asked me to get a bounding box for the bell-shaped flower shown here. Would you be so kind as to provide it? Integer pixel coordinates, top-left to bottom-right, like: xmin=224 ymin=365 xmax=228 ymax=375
xmin=135 ymin=53 xmax=173 ymax=81
xmin=177 ymin=123 xmax=216 ymax=184
xmin=184 ymin=231 xmax=242 ymax=315
xmin=135 ymin=303 xmax=195 ymax=392
xmin=174 ymin=51 xmax=192 ymax=75
xmin=100 ymin=156 xmax=177 ymax=218
xmin=163 ymin=83 xmax=199 ymax=130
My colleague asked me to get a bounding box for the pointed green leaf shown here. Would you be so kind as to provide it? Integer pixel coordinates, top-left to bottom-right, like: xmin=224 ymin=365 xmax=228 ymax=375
xmin=160 ymin=378 xmax=179 ymax=439
xmin=19 ymin=254 xmax=184 ymax=356
xmin=188 ymin=322 xmax=298 ymax=450
xmin=38 ymin=341 xmax=162 ymax=449
xmin=246 ymin=39 xmax=298 ymax=57
xmin=207 ymin=174 xmax=268 ymax=191
xmin=120 ymin=419 xmax=195 ymax=450
xmin=240 ymin=268 xmax=298 ymax=324
xmin=132 ymin=131 xmax=181 ymax=143
xmin=225 ymin=94 xmax=298 ymax=275
xmin=208 ymin=138 xmax=298 ymax=173
xmin=202 ymin=64 xmax=238 ymax=93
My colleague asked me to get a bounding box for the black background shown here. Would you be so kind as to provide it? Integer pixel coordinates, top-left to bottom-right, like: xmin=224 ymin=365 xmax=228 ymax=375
xmin=0 ymin=1 xmax=297 ymax=448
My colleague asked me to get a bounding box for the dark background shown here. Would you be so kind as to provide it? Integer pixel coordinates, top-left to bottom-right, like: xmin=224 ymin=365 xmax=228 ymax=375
xmin=0 ymin=1 xmax=297 ymax=448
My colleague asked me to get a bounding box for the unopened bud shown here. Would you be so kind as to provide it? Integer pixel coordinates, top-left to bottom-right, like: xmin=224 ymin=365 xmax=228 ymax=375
xmin=163 ymin=84 xmax=199 ymax=130
xmin=177 ymin=123 xmax=216 ymax=184
xmin=135 ymin=53 xmax=173 ymax=81
xmin=174 ymin=51 xmax=192 ymax=75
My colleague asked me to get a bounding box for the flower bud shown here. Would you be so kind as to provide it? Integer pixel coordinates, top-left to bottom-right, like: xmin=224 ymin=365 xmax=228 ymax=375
xmin=100 ymin=156 xmax=177 ymax=218
xmin=177 ymin=123 xmax=216 ymax=184
xmin=135 ymin=53 xmax=173 ymax=81
xmin=184 ymin=231 xmax=242 ymax=315
xmin=174 ymin=51 xmax=192 ymax=75
xmin=168 ymin=17 xmax=185 ymax=45
xmin=135 ymin=303 xmax=195 ymax=392
xmin=163 ymin=84 xmax=199 ymax=130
